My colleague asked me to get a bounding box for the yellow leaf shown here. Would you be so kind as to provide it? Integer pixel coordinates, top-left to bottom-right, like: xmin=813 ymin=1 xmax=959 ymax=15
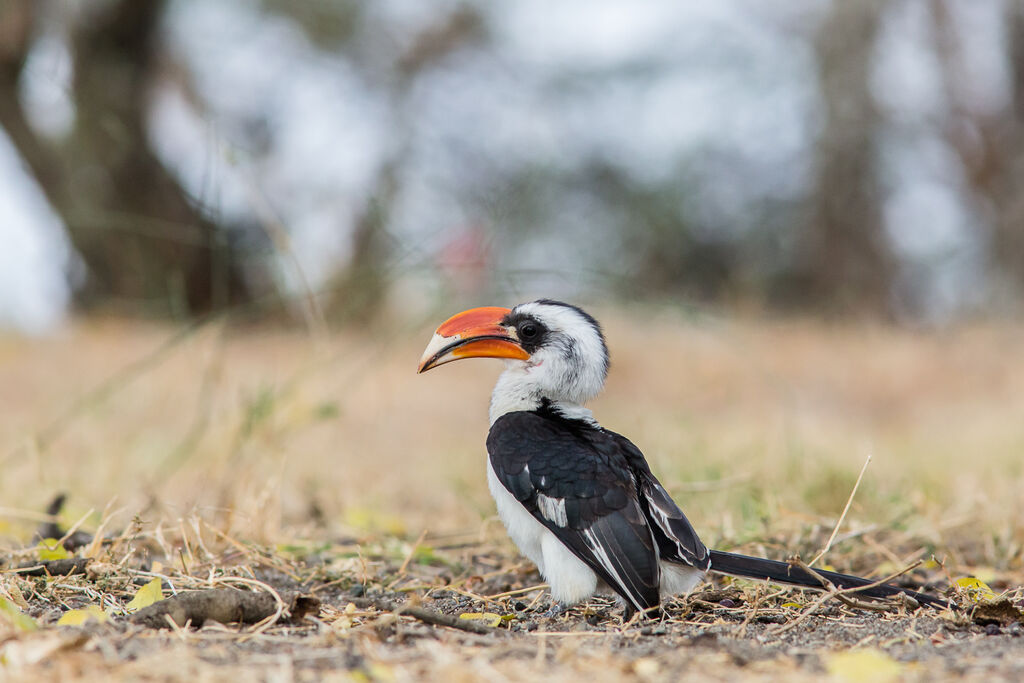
xmin=0 ymin=597 xmax=37 ymax=632
xmin=57 ymin=605 xmax=109 ymax=626
xmin=37 ymin=538 xmax=70 ymax=561
xmin=954 ymin=576 xmax=997 ymax=603
xmin=124 ymin=578 xmax=164 ymax=613
xmin=780 ymin=601 xmax=803 ymax=609
xmin=825 ymin=648 xmax=902 ymax=683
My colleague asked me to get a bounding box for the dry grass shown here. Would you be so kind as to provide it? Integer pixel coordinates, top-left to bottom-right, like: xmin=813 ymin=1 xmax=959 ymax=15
xmin=1 ymin=308 xmax=1023 ymax=681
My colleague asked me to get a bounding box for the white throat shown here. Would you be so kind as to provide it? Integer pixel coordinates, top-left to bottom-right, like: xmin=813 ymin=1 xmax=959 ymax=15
xmin=488 ymin=364 xmax=597 ymax=426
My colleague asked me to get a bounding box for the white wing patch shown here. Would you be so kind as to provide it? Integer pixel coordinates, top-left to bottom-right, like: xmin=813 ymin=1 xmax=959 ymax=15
xmin=537 ymin=494 xmax=568 ymax=528
xmin=643 ymin=484 xmax=710 ymax=568
xmin=581 ymin=526 xmax=659 ymax=611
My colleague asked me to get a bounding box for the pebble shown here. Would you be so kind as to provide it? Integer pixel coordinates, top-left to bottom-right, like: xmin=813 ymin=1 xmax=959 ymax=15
xmin=719 ymin=599 xmax=736 ymax=608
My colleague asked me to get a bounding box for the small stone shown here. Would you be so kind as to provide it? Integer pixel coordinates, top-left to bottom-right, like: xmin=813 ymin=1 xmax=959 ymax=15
xmin=349 ymin=584 xmax=365 ymax=597
xmin=719 ymin=599 xmax=736 ymax=608
xmin=514 ymin=601 xmax=528 ymax=611
xmin=1008 ymin=622 xmax=1023 ymax=637
xmin=985 ymin=623 xmax=1001 ymax=636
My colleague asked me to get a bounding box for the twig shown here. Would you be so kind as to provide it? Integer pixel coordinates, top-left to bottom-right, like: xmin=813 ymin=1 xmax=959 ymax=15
xmin=809 ymin=454 xmax=871 ymax=567
xmin=399 ymin=605 xmax=497 ymax=635
xmin=734 ymin=587 xmax=786 ymax=638
xmin=52 ymin=507 xmax=95 ymax=552
xmin=486 ymin=584 xmax=549 ymax=600
xmin=83 ymin=499 xmax=121 ymax=560
xmin=397 ymin=529 xmax=429 ymax=576
xmin=210 ymin=576 xmax=293 ymax=638
xmin=791 ymin=557 xmax=893 ymax=612
xmin=768 ymin=589 xmax=847 ymax=636
xmin=129 ymin=589 xmax=318 ymax=629
xmin=9 ymin=558 xmax=92 ymax=577
xmin=347 ymin=596 xmax=504 ymax=636
xmin=769 ymin=558 xmax=926 ymax=635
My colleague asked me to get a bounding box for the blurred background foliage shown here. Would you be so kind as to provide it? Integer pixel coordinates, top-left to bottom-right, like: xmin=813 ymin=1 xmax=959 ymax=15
xmin=1 ymin=0 xmax=1023 ymax=329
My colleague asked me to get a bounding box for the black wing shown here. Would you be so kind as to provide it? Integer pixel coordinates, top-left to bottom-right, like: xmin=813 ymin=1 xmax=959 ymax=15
xmin=487 ymin=410 xmax=661 ymax=613
xmin=605 ymin=430 xmax=710 ymax=570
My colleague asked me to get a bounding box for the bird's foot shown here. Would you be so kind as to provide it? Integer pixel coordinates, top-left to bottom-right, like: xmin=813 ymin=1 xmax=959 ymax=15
xmin=539 ymin=601 xmax=570 ymax=619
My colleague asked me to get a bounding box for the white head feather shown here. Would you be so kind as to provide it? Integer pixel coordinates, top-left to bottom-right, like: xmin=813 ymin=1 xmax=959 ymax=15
xmin=489 ymin=300 xmax=609 ymax=424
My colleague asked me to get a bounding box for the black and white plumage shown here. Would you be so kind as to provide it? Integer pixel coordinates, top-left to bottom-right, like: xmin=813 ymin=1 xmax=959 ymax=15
xmin=418 ymin=299 xmax=948 ymax=617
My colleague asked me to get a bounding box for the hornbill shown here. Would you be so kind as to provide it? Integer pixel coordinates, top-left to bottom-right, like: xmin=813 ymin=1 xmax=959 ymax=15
xmin=418 ymin=299 xmax=948 ymax=617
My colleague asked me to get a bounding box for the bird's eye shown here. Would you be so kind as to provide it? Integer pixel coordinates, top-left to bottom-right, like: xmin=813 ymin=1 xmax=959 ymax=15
xmin=518 ymin=322 xmax=539 ymax=340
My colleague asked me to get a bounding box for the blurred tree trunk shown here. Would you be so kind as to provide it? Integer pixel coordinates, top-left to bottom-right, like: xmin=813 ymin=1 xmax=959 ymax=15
xmin=931 ymin=0 xmax=1024 ymax=302
xmin=800 ymin=0 xmax=892 ymax=316
xmin=0 ymin=0 xmax=252 ymax=316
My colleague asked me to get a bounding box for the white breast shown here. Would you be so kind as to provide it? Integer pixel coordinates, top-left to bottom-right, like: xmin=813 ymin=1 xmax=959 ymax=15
xmin=486 ymin=459 xmax=599 ymax=604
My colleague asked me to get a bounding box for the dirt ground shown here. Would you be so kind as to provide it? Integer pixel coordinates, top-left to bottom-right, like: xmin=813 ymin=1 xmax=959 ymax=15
xmin=1 ymin=531 xmax=1022 ymax=682
xmin=2 ymin=311 xmax=1023 ymax=681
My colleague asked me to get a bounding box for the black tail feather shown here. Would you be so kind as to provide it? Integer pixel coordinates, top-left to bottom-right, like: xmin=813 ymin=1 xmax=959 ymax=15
xmin=708 ymin=550 xmax=949 ymax=610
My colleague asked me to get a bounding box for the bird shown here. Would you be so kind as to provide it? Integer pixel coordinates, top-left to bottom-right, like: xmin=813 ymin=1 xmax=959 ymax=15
xmin=417 ymin=299 xmax=948 ymax=618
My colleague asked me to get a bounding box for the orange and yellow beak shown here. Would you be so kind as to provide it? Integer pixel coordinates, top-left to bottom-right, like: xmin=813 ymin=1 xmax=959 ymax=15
xmin=418 ymin=306 xmax=530 ymax=373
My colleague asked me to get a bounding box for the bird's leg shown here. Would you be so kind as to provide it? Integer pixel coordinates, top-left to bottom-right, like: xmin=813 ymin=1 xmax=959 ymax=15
xmin=621 ymin=603 xmax=663 ymax=623
xmin=621 ymin=602 xmax=636 ymax=622
xmin=539 ymin=600 xmax=571 ymax=619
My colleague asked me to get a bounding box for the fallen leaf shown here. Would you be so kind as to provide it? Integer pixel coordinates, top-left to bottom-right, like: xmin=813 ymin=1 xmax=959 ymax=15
xmin=972 ymin=598 xmax=1024 ymax=627
xmin=124 ymin=578 xmax=164 ymax=613
xmin=57 ymin=605 xmax=109 ymax=626
xmin=0 ymin=597 xmax=37 ymax=632
xmin=825 ymin=648 xmax=902 ymax=683
xmin=37 ymin=539 xmax=70 ymax=562
xmin=954 ymin=576 xmax=998 ymax=603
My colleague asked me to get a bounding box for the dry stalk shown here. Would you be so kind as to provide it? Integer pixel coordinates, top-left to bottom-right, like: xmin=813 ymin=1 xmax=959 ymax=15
xmin=768 ymin=557 xmax=925 ymax=635
xmin=809 ymin=454 xmax=871 ymax=567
